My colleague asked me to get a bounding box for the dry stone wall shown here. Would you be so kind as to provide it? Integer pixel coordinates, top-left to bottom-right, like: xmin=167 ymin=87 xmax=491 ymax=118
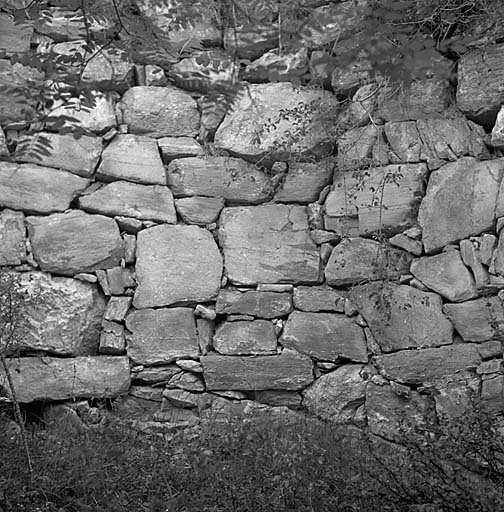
xmin=1 ymin=0 xmax=504 ymax=437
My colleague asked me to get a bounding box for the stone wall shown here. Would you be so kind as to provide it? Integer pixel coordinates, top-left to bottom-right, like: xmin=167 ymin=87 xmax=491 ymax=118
xmin=1 ymin=1 xmax=504 ymax=437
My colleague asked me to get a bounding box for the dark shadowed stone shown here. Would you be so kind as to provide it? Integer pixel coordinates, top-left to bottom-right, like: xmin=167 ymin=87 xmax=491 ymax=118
xmin=216 ymin=289 xmax=293 ymax=318
xmin=281 ymin=311 xmax=367 ymax=363
xmin=223 ymin=24 xmax=278 ymax=60
xmin=27 ymin=211 xmax=123 ymax=276
xmin=251 ymin=390 xmax=302 ymax=409
xmin=167 ymin=157 xmax=272 ymax=205
xmin=293 ymin=286 xmax=346 ymax=312
xmin=175 ymin=196 xmax=225 ymax=225
xmin=133 ymin=224 xmax=222 ymax=308
xmin=376 ymin=344 xmax=481 ymax=385
xmin=218 ymin=205 xmax=320 ymax=286
xmin=0 ymin=209 xmax=26 ymax=265
xmin=0 ymin=162 xmax=90 ymax=214
xmin=201 ymin=349 xmax=314 ymax=391
xmin=125 ymin=307 xmax=199 ymax=365
xmin=350 ymin=282 xmax=453 ymax=352
xmin=490 ymin=229 xmax=504 ymax=277
xmin=213 ymin=320 xmax=277 ymax=355
xmin=0 ymin=356 xmax=130 ymax=403
xmin=79 ymin=181 xmax=176 ymax=223
xmin=418 ymin=158 xmax=504 ymax=253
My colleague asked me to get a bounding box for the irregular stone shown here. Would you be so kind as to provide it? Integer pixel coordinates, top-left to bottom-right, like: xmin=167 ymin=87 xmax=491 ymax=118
xmin=96 ymin=134 xmax=165 ymax=185
xmin=15 ymin=132 xmax=102 ymax=178
xmin=256 ymin=283 xmax=294 ymax=292
xmin=251 ymin=390 xmax=302 ymax=409
xmin=309 ymin=230 xmax=340 ymax=245
xmin=389 ymin=234 xmax=423 ymax=256
xmin=0 ymin=356 xmax=130 ymax=403
xmin=350 ymin=282 xmax=453 ymax=352
xmin=214 ymin=83 xmax=339 ymax=163
xmin=459 ymin=239 xmax=489 ymax=288
xmin=118 ymin=86 xmax=200 ymax=138
xmin=219 ymin=205 xmax=320 ymax=286
xmin=0 ymin=162 xmax=90 ymax=215
xmin=129 ymin=385 xmax=164 ymax=402
xmin=158 ymin=137 xmax=204 ymax=163
xmin=274 ymin=157 xmax=335 ymax=204
xmin=34 ymin=7 xmax=86 ymax=41
xmin=490 ymin=229 xmax=504 ymax=277
xmin=338 ymin=125 xmax=379 ymax=171
xmin=216 ymin=289 xmax=293 ymax=318
xmin=338 ymin=83 xmax=379 ymax=128
xmin=126 ymin=307 xmax=198 ymax=365
xmin=162 ymin=390 xmax=213 ymax=410
xmin=27 ymin=211 xmax=123 ymax=276
xmin=175 ymin=360 xmax=203 ymax=373
xmin=281 ymin=312 xmax=367 ymax=363
xmin=432 ymin=372 xmax=480 ymax=420
xmin=223 ymin=24 xmax=277 ymax=60
xmin=302 ymin=365 xmax=369 ymax=423
xmin=79 ymin=181 xmax=176 ymax=223
xmin=477 ymin=359 xmax=502 ymax=374
xmin=478 ymin=340 xmax=503 ymax=360
xmin=101 ymin=267 xmax=135 ymax=296
xmin=132 ymin=365 xmax=181 ymax=384
xmin=144 ymin=64 xmax=167 ymax=86
xmin=134 ymin=224 xmax=222 ymax=308
xmin=123 ymin=233 xmax=136 ymax=264
xmin=115 ymin=216 xmax=143 ymax=234
xmin=491 ymin=105 xmax=504 ymax=147
xmin=418 ymin=158 xmax=504 ymax=253
xmin=99 ymin=322 xmax=126 ymax=355
xmin=174 ymin=196 xmax=224 ymax=225
xmin=213 ymin=320 xmax=277 ymax=355
xmin=325 ymin=238 xmax=412 ymax=286
xmin=479 ymin=234 xmax=497 ymax=266
xmin=481 ymin=374 xmax=504 ymax=412
xmin=410 ymin=251 xmax=477 ymax=302
xmin=0 ymin=12 xmax=33 ymax=55
xmin=201 ymin=349 xmax=314 ymax=391
xmin=194 ymin=305 xmax=216 ymax=321
xmin=113 ymin=395 xmax=159 ymax=422
xmin=0 ymin=209 xmax=26 ymax=265
xmin=293 ymin=286 xmax=346 ymax=312
xmin=166 ymin=372 xmax=205 ymax=392
xmin=196 ymin=318 xmax=213 ymax=355
xmin=0 ymin=128 xmax=8 ymax=157
xmin=243 ymin=48 xmax=308 ymax=83
xmin=167 ymin=157 xmax=272 ymax=205
xmin=457 ymin=43 xmax=504 ymax=126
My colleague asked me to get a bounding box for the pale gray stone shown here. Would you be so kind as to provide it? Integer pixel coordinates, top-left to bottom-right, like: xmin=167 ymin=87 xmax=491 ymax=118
xmin=34 ymin=7 xmax=86 ymax=41
xmin=213 ymin=320 xmax=277 ymax=355
xmin=162 ymin=389 xmax=213 ymax=410
xmin=389 ymin=233 xmax=423 ymax=256
xmin=338 ymin=125 xmax=379 ymax=171
xmin=216 ymin=289 xmax=293 ymax=318
xmin=0 ymin=209 xmax=26 ymax=265
xmin=144 ymin=64 xmax=167 ymax=86
xmin=158 ymin=137 xmax=204 ymax=163
xmin=481 ymin=374 xmax=504 ymax=412
xmin=223 ymin=24 xmax=277 ymax=60
xmin=478 ymin=340 xmax=503 ymax=359
xmin=132 ymin=365 xmax=181 ymax=384
xmin=293 ymin=286 xmax=346 ymax=312
xmin=479 ymin=234 xmax=497 ymax=266
xmin=104 ymin=296 xmax=132 ymax=322
xmin=491 ymin=105 xmax=504 ymax=147
xmin=129 ymin=385 xmax=164 ymax=402
xmin=243 ymin=48 xmax=308 ymax=83
xmin=175 ymin=196 xmax=224 ymax=225
xmin=99 ymin=321 xmax=126 ymax=355
xmin=197 ymin=318 xmax=214 ymax=355
xmin=27 ymin=211 xmax=123 ymax=276
xmin=0 ymin=12 xmax=32 ymax=55
xmin=459 ymin=239 xmax=489 ymax=289
xmin=0 ymin=128 xmax=8 ymax=157
xmin=134 ymin=224 xmax=222 ymax=308
xmin=251 ymin=390 xmax=302 ymax=409
xmin=166 ymin=371 xmax=205 ymax=392
xmin=175 ymin=360 xmax=203 ymax=373
xmin=490 ymin=229 xmax=504 ymax=277
xmin=126 ymin=307 xmax=198 ymax=365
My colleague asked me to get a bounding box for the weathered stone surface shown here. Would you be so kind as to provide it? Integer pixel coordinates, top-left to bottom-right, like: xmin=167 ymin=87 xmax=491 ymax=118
xmin=389 ymin=233 xmax=423 ymax=256
xmin=197 ymin=318 xmax=213 ymax=355
xmin=293 ymin=286 xmax=346 ymax=312
xmin=27 ymin=211 xmax=123 ymax=276
xmin=251 ymin=390 xmax=302 ymax=409
xmin=457 ymin=43 xmax=504 ymax=126
xmin=0 ymin=128 xmax=8 ymax=157
xmin=15 ymin=132 xmax=102 ymax=178
xmin=99 ymin=321 xmax=126 ymax=355
xmin=175 ymin=196 xmax=224 ymax=225
xmin=223 ymin=24 xmax=277 ymax=60
xmin=201 ymin=350 xmax=314 ymax=391
xmin=243 ymin=48 xmax=308 ymax=83
xmin=281 ymin=312 xmax=367 ymax=363
xmin=97 ymin=267 xmax=135 ymax=296
xmin=158 ymin=137 xmax=204 ymax=163
xmin=443 ymin=296 xmax=504 ymax=342
xmin=216 ymin=289 xmax=292 ymax=318
xmin=302 ymin=365 xmax=369 ymax=423
xmin=350 ymin=283 xmax=453 ymax=352
xmin=491 ymin=105 xmax=504 ymax=148
xmin=126 ymin=307 xmax=199 ymax=365
xmin=0 ymin=209 xmax=26 ymax=265
xmin=325 ymin=238 xmax=412 ymax=286
xmin=96 ymin=134 xmax=165 ymax=185
xmin=213 ymin=320 xmax=277 ymax=355
xmin=410 ymin=251 xmax=477 ymax=302
xmin=118 ymin=86 xmax=200 ymax=138
xmin=132 ymin=365 xmax=181 ymax=384
xmin=376 ymin=344 xmax=481 ymax=385
xmin=214 ymin=83 xmax=339 ymax=163
xmin=218 ymin=205 xmax=320 ymax=286
xmin=34 ymin=7 xmax=86 ymax=41
xmin=481 ymin=374 xmax=504 ymax=413
xmin=274 ymin=157 xmax=335 ymax=204
xmin=134 ymin=224 xmax=222 ymax=308
xmin=337 ymin=125 xmax=380 ymax=171
xmin=419 ymin=158 xmax=504 ymax=253
xmin=79 ymin=181 xmax=176 ymax=223
xmin=167 ymin=371 xmax=205 ymax=392
xmin=104 ymin=296 xmax=132 ymax=322
xmin=167 ymin=157 xmax=272 ymax=204
xmin=0 ymin=12 xmax=32 ymax=55
xmin=326 ymin=164 xmax=428 ymax=235
xmin=0 ymin=356 xmax=130 ymax=403
xmin=0 ymin=162 xmax=90 ymax=215
xmin=490 ymin=229 xmax=504 ymax=277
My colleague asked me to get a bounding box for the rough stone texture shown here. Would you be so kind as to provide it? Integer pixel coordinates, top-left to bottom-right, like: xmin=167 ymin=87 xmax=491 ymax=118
xmin=0 ymin=12 xmax=32 ymax=55
xmin=213 ymin=320 xmax=277 ymax=355
xmin=218 ymin=205 xmax=320 ymax=286
xmin=280 ymin=312 xmax=367 ymax=363
xmin=0 ymin=209 xmax=26 ymax=265
xmin=389 ymin=233 xmax=423 ymax=256
xmin=243 ymin=48 xmax=308 ymax=83
xmin=125 ymin=308 xmax=199 ymax=365
xmin=216 ymin=289 xmax=293 ymax=318
xmin=133 ymin=224 xmax=222 ymax=308
xmin=337 ymin=125 xmax=380 ymax=171
xmin=214 ymin=83 xmax=339 ymax=163
xmin=79 ymin=181 xmax=177 ymax=223
xmin=158 ymin=137 xmax=204 ymax=163
xmin=443 ymin=296 xmax=504 ymax=342
xmin=274 ymin=157 xmax=335 ymax=204
xmin=96 ymin=134 xmax=166 ymax=185
xmin=302 ymin=365 xmax=369 ymax=423
xmin=490 ymin=229 xmax=504 ymax=276
xmin=410 ymin=251 xmax=478 ymax=302
xmin=118 ymin=86 xmax=200 ymax=138
xmin=132 ymin=365 xmax=181 ymax=384
xmin=175 ymin=196 xmax=224 ymax=225
xmin=27 ymin=211 xmax=123 ymax=276
xmin=99 ymin=321 xmax=126 ymax=355
xmin=376 ymin=344 xmax=481 ymax=385
xmin=34 ymin=7 xmax=87 ymax=41
xmin=0 ymin=162 xmax=90 ymax=215
xmin=0 ymin=128 xmax=8 ymax=157
xmin=251 ymin=390 xmax=302 ymax=409
xmin=15 ymin=132 xmax=102 ymax=178
xmin=293 ymin=286 xmax=346 ymax=312
xmin=201 ymin=350 xmax=314 ymax=391
xmin=325 ymin=238 xmax=412 ymax=286
xmin=350 ymin=283 xmax=453 ymax=352
xmin=457 ymin=43 xmax=504 ymax=126
xmin=167 ymin=157 xmax=273 ymax=204
xmin=104 ymin=296 xmax=132 ymax=322
xmin=0 ymin=356 xmax=130 ymax=403
xmin=491 ymin=105 xmax=504 ymax=147
xmin=419 ymin=158 xmax=504 ymax=253
xmin=223 ymin=24 xmax=278 ymax=60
